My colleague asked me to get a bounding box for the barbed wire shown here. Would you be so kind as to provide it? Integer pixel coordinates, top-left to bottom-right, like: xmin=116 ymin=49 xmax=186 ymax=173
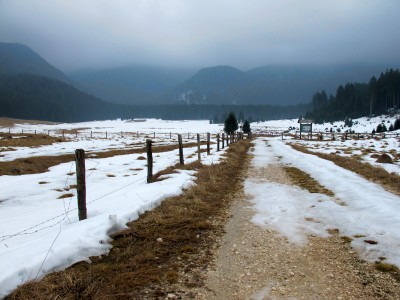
xmin=0 ymin=135 xmax=218 ymax=244
xmin=35 ymin=223 xmax=62 ymax=280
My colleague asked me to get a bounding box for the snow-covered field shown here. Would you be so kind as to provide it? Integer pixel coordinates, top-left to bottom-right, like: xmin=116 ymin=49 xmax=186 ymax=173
xmin=0 ymin=119 xmax=223 ymax=161
xmin=0 ymin=116 xmax=399 ymax=297
xmin=250 ymin=114 xmax=400 ymax=134
xmin=0 ymin=119 xmax=226 ymax=297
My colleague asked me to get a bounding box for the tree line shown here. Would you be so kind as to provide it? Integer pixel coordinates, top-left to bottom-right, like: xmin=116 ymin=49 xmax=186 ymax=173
xmin=306 ymin=69 xmax=400 ymax=123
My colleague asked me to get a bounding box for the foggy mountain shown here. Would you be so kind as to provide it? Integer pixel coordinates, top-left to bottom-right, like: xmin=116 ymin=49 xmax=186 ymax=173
xmin=0 ymin=43 xmax=118 ymax=121
xmin=171 ymin=64 xmax=390 ymax=106
xmin=68 ymin=66 xmax=195 ymax=104
xmin=0 ymin=42 xmax=72 ymax=85
xmin=69 ymin=63 xmax=389 ymax=106
xmin=0 ymin=42 xmax=396 ymax=123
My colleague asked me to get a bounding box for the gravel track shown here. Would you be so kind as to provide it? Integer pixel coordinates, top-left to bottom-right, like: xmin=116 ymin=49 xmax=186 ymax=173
xmin=191 ymin=160 xmax=400 ymax=299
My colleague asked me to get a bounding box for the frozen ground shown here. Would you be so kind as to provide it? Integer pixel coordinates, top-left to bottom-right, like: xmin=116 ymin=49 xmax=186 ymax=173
xmin=0 ymin=119 xmax=223 ymax=161
xmin=246 ymin=138 xmax=400 ymax=269
xmin=250 ymin=114 xmax=400 ymax=134
xmin=292 ymin=137 xmax=400 ymax=175
xmin=0 ymin=117 xmax=399 ymax=297
xmin=0 ymin=121 xmax=227 ymax=297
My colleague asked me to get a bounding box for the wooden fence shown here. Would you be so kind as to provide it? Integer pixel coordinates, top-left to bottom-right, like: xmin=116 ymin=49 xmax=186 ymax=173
xmin=255 ymin=129 xmax=399 ymax=141
xmin=73 ymin=131 xmax=248 ymax=220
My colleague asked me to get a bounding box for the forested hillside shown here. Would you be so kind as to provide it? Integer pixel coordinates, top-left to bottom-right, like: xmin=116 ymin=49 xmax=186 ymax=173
xmin=0 ymin=74 xmax=116 ymax=122
xmin=0 ymin=43 xmax=72 ymax=84
xmin=306 ymin=69 xmax=400 ymax=123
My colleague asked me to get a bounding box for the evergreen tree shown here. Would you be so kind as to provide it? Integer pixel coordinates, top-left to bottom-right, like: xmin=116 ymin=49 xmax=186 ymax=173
xmin=394 ymin=118 xmax=400 ymax=130
xmin=224 ymin=112 xmax=238 ymax=134
xmin=242 ymin=120 xmax=251 ymax=133
xmin=306 ymin=69 xmax=400 ymax=123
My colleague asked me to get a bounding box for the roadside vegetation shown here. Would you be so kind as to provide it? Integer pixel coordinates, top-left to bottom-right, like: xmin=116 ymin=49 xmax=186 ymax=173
xmin=6 ymin=140 xmax=251 ymax=299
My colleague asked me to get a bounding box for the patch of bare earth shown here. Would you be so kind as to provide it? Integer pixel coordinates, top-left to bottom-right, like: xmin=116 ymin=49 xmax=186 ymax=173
xmin=191 ymin=153 xmax=400 ymax=299
xmin=0 ymin=117 xmax=57 ymax=127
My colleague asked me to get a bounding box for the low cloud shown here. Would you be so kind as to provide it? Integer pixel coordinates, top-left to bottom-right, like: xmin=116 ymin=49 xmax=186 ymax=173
xmin=1 ymin=0 xmax=399 ymax=70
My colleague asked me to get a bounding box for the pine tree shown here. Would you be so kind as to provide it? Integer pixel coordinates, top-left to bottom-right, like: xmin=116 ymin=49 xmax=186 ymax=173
xmin=224 ymin=112 xmax=238 ymax=134
xmin=242 ymin=120 xmax=251 ymax=133
xmin=394 ymin=118 xmax=400 ymax=130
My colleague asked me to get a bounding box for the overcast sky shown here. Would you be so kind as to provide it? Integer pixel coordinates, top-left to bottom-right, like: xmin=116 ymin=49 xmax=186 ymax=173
xmin=1 ymin=0 xmax=399 ymax=71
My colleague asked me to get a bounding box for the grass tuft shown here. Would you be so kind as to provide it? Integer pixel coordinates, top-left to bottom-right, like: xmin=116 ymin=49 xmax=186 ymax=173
xmin=376 ymin=153 xmax=393 ymax=164
xmin=284 ymin=166 xmax=334 ymax=196
xmin=57 ymin=193 xmax=74 ymax=199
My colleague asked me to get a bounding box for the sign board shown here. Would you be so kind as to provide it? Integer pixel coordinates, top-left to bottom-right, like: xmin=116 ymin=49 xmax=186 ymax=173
xmin=300 ymin=124 xmax=312 ymax=133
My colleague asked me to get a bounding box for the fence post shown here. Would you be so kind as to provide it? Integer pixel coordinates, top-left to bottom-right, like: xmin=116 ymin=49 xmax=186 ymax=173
xmin=188 ymin=132 xmax=190 ymax=139
xmin=75 ymin=149 xmax=87 ymax=221
xmin=154 ymin=132 xmax=155 ymax=139
xmin=137 ymin=131 xmax=139 ymax=138
xmin=90 ymin=131 xmax=92 ymax=138
xmin=217 ymin=134 xmax=220 ymax=152
xmin=207 ymin=132 xmax=210 ymax=155
xmin=8 ymin=127 xmax=10 ymax=133
xmin=197 ymin=133 xmax=201 ymax=162
xmin=121 ymin=131 xmax=123 ymax=138
xmin=178 ymin=134 xmax=184 ymax=165
xmin=48 ymin=130 xmax=50 ymax=136
xmin=222 ymin=133 xmax=225 ymax=149
xmin=106 ymin=131 xmax=108 ymax=139
xmin=226 ymin=133 xmax=229 ymax=146
xmin=146 ymin=139 xmax=153 ymax=183
xmin=170 ymin=132 xmax=172 ymax=139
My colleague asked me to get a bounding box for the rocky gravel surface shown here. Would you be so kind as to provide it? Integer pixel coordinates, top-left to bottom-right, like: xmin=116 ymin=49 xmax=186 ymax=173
xmin=187 ymin=163 xmax=400 ymax=299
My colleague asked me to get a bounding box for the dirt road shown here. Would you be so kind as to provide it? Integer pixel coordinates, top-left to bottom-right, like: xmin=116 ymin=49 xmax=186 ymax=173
xmin=192 ymin=151 xmax=400 ymax=299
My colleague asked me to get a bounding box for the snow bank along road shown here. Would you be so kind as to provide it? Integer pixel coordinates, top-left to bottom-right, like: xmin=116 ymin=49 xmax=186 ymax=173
xmin=247 ymin=138 xmax=400 ymax=268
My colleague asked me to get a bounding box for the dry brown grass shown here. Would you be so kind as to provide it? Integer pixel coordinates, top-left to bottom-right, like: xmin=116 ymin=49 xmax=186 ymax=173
xmin=0 ymin=117 xmax=56 ymax=127
xmin=284 ymin=166 xmax=334 ymax=196
xmin=57 ymin=193 xmax=74 ymax=199
xmin=0 ymin=142 xmax=205 ymax=176
xmin=0 ymin=133 xmax=64 ymax=148
xmin=6 ymin=140 xmax=251 ymax=299
xmin=376 ymin=153 xmax=393 ymax=164
xmin=290 ymin=143 xmax=400 ymax=196
xmin=375 ymin=262 xmax=400 ymax=281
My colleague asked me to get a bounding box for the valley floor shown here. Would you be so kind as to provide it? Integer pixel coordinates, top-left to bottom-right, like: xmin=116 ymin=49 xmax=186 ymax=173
xmin=3 ymin=136 xmax=400 ymax=299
